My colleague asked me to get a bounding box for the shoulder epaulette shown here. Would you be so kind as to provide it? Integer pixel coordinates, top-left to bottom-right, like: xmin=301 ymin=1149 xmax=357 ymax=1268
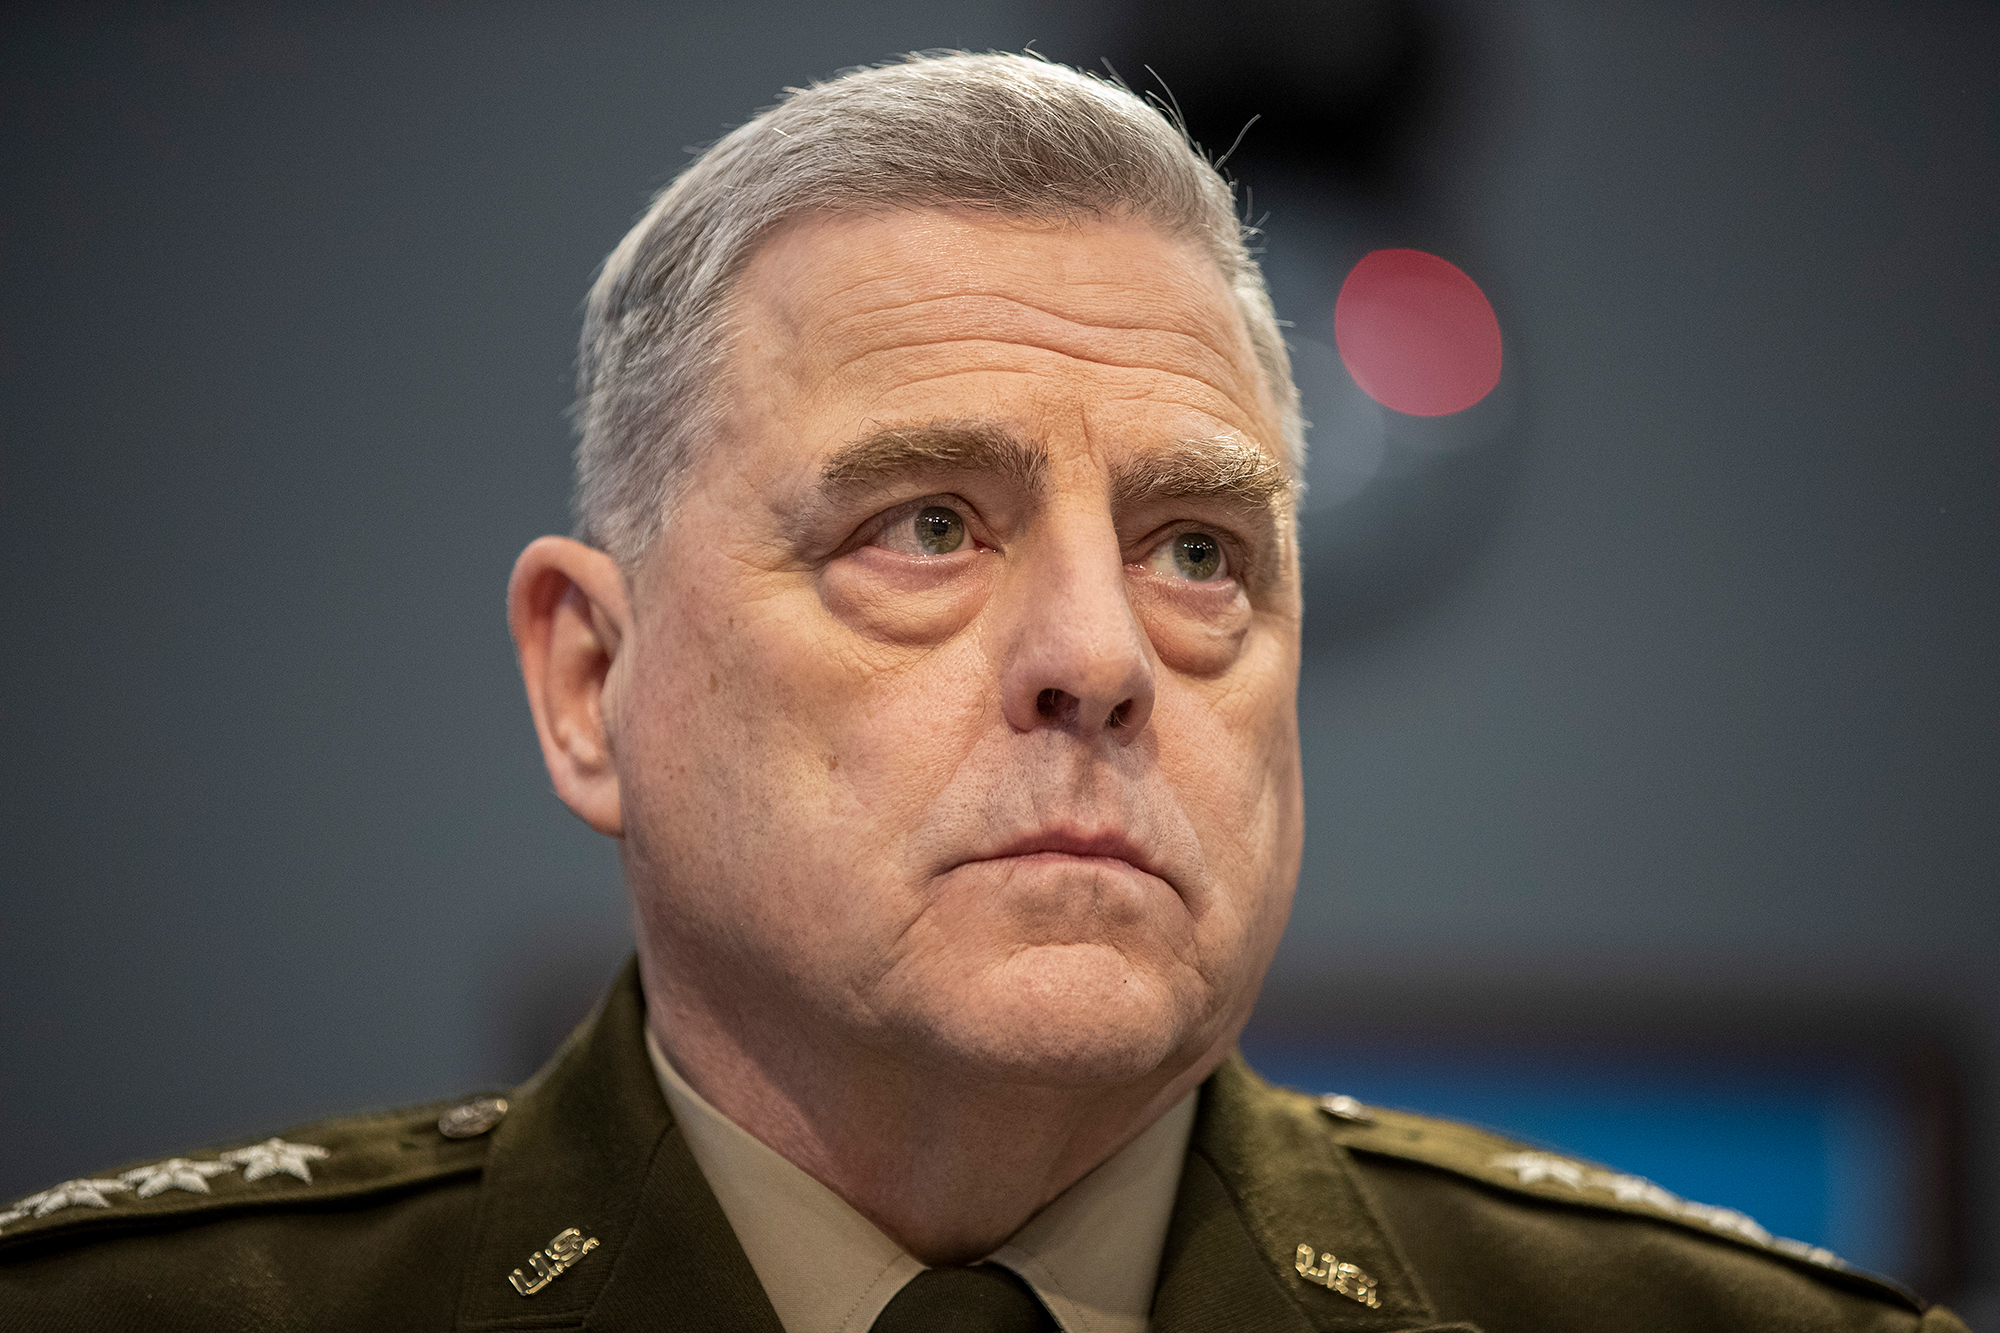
xmin=0 ymin=1092 xmax=509 ymax=1252
xmin=1307 ymin=1090 xmax=1923 ymax=1311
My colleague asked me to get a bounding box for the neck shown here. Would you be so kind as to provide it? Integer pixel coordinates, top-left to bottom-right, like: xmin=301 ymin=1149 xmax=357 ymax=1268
xmin=637 ymin=954 xmax=1230 ymax=1265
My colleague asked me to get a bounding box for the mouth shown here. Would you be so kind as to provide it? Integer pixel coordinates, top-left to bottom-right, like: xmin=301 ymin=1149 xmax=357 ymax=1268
xmin=966 ymin=829 xmax=1167 ymax=884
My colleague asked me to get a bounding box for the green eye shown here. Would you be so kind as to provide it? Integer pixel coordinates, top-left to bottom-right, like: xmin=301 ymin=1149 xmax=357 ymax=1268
xmin=1171 ymin=532 xmax=1223 ymax=581
xmin=912 ymin=505 xmax=966 ymax=555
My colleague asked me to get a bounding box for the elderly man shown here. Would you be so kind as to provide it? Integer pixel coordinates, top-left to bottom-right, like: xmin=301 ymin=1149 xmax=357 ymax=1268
xmin=0 ymin=53 xmax=1969 ymax=1333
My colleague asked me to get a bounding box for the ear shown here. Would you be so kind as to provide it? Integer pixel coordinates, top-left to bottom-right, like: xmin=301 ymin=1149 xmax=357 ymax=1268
xmin=508 ymin=536 xmax=631 ymax=836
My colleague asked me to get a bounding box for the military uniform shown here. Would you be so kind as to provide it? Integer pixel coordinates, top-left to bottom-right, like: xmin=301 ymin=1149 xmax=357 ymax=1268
xmin=0 ymin=960 xmax=1971 ymax=1332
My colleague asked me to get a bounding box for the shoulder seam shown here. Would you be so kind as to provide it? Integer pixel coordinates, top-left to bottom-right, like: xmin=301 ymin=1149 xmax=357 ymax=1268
xmin=1302 ymin=1092 xmax=1925 ymax=1313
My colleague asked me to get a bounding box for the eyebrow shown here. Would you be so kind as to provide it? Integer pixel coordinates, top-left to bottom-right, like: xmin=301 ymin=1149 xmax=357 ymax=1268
xmin=813 ymin=421 xmax=1292 ymax=520
xmin=1109 ymin=434 xmax=1294 ymax=516
xmin=818 ymin=422 xmax=1049 ymax=500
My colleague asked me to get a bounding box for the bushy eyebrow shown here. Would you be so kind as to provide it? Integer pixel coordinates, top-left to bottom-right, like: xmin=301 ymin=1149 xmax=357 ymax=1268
xmin=817 ymin=422 xmax=1048 ymax=500
xmin=1109 ymin=434 xmax=1294 ymax=516
xmin=813 ymin=421 xmax=1291 ymax=522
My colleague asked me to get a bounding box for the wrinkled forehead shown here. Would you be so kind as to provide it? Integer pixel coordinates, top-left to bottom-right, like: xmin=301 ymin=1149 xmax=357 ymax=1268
xmin=723 ymin=206 xmax=1286 ymax=463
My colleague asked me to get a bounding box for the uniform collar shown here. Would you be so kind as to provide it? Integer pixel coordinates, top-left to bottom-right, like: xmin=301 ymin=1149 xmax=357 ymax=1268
xmin=453 ymin=957 xmax=783 ymax=1333
xmin=1154 ymin=1056 xmax=1449 ymax=1332
xmin=647 ymin=1023 xmax=1195 ymax=1333
xmin=454 ymin=959 xmax=1455 ymax=1333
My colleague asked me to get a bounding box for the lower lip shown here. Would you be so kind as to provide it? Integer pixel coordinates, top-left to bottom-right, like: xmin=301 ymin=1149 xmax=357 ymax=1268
xmin=945 ymin=853 xmax=1186 ymax=921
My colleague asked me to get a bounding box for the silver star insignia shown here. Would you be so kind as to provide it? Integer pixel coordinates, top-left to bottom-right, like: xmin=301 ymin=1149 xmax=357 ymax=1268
xmin=1679 ymin=1200 xmax=1773 ymax=1246
xmin=17 ymin=1177 xmax=133 ymax=1216
xmin=119 ymin=1158 xmax=236 ymax=1199
xmin=1490 ymin=1151 xmax=1585 ymax=1189
xmin=1587 ymin=1170 xmax=1683 ymax=1212
xmin=220 ymin=1137 xmax=330 ymax=1184
xmin=1772 ymin=1236 xmax=1843 ymax=1268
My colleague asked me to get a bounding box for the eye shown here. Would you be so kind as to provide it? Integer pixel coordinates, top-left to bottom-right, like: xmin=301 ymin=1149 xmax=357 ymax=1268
xmin=1148 ymin=530 xmax=1228 ymax=582
xmin=875 ymin=503 xmax=968 ymax=557
xmin=1152 ymin=528 xmax=1224 ymax=580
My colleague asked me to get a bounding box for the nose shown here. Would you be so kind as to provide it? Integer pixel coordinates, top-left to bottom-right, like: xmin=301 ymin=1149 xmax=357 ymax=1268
xmin=996 ymin=519 xmax=1156 ymax=741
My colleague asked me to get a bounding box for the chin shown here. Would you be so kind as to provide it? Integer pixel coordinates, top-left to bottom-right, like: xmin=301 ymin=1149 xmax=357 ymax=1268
xmin=897 ymin=942 xmax=1215 ymax=1088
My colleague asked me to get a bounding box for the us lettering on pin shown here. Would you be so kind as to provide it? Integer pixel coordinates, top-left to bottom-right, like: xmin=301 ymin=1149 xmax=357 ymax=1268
xmin=508 ymin=1227 xmax=600 ymax=1296
xmin=1294 ymin=1243 xmax=1382 ymax=1309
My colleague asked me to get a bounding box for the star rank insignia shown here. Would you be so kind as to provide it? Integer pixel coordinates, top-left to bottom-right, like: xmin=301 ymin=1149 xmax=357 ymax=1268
xmin=120 ymin=1158 xmax=236 ymax=1198
xmin=221 ymin=1138 xmax=330 ymax=1184
xmin=1486 ymin=1149 xmax=1844 ymax=1267
xmin=1489 ymin=1151 xmax=1586 ymax=1189
xmin=15 ymin=1177 xmax=133 ymax=1217
xmin=1592 ymin=1169 xmax=1686 ymax=1213
xmin=1679 ymin=1198 xmax=1774 ymax=1246
xmin=0 ymin=1137 xmax=338 ymax=1235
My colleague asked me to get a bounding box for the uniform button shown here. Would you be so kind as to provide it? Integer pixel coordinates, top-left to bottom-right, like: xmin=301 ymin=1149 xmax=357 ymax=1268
xmin=1318 ymin=1094 xmax=1376 ymax=1125
xmin=438 ymin=1096 xmax=509 ymax=1139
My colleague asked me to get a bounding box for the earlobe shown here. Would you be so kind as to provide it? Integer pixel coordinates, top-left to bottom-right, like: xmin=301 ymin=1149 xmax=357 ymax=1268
xmin=507 ymin=536 xmax=630 ymax=837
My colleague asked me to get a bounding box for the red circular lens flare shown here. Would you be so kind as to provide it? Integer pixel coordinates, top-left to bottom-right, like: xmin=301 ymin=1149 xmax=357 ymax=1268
xmin=1334 ymin=248 xmax=1502 ymax=417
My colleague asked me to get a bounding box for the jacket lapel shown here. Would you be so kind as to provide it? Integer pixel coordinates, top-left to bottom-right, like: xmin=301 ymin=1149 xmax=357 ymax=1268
xmin=453 ymin=958 xmax=783 ymax=1333
xmin=453 ymin=966 xmax=1466 ymax=1333
xmin=1153 ymin=1056 xmax=1474 ymax=1333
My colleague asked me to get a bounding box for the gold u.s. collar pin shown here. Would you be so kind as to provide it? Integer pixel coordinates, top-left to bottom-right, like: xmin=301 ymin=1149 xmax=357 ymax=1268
xmin=508 ymin=1227 xmax=601 ymax=1296
xmin=1295 ymin=1244 xmax=1382 ymax=1308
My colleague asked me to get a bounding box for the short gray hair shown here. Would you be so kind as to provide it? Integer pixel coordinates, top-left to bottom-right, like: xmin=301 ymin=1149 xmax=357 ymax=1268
xmin=573 ymin=51 xmax=1301 ymax=567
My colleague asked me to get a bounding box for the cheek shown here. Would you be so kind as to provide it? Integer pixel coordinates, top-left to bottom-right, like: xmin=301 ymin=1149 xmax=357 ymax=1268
xmin=1155 ymin=653 xmax=1303 ymax=913
xmin=616 ymin=567 xmax=843 ymax=856
xmin=616 ymin=584 xmax=941 ymax=977
xmin=625 ymin=568 xmax=994 ymax=873
xmin=816 ymin=634 xmax=1004 ymax=844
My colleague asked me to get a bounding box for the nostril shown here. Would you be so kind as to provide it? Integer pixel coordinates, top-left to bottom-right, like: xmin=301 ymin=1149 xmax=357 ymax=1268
xmin=1030 ymin=689 xmax=1140 ymax=731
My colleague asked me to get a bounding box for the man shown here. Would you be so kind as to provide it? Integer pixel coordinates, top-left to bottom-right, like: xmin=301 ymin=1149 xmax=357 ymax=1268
xmin=0 ymin=52 xmax=1971 ymax=1333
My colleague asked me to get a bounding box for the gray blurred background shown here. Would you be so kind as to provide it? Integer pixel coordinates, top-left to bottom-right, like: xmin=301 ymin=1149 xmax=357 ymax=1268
xmin=3 ymin=0 xmax=1994 ymax=1318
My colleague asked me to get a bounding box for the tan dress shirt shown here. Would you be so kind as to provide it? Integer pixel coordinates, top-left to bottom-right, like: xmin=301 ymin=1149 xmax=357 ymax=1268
xmin=646 ymin=1028 xmax=1195 ymax=1333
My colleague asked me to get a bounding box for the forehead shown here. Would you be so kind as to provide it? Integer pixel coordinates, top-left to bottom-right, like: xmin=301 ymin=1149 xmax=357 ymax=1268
xmin=721 ymin=207 xmax=1280 ymax=469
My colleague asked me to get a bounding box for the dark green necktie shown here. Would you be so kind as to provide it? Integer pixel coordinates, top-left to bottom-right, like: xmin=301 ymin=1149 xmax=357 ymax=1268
xmin=869 ymin=1263 xmax=1061 ymax=1333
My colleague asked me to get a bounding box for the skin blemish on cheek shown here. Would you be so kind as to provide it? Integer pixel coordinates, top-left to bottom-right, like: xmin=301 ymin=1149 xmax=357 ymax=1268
xmin=710 ymin=674 xmax=720 ymax=694
xmin=827 ymin=754 xmax=840 ymax=772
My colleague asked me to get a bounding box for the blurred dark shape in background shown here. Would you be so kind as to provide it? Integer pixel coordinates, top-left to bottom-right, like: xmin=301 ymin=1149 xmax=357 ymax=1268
xmin=2 ymin=1 xmax=1994 ymax=1319
xmin=1098 ymin=0 xmax=1440 ymax=195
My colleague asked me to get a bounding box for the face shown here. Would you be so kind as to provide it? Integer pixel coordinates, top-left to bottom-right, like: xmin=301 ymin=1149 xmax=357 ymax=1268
xmin=611 ymin=207 xmax=1303 ymax=1090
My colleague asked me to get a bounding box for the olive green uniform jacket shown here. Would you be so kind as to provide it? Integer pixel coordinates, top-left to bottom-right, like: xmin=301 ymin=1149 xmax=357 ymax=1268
xmin=0 ymin=962 xmax=1970 ymax=1332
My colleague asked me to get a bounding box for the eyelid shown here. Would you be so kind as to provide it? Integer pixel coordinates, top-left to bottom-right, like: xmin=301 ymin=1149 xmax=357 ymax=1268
xmin=857 ymin=494 xmax=987 ymax=553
